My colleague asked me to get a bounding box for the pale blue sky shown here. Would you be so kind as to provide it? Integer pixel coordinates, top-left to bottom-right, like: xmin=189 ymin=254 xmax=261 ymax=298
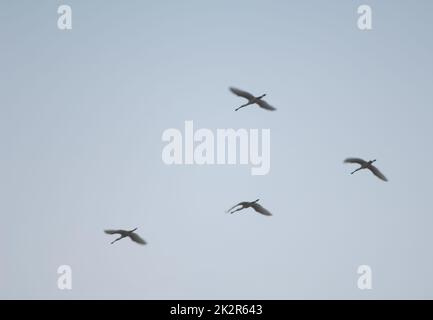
xmin=1 ymin=0 xmax=433 ymax=299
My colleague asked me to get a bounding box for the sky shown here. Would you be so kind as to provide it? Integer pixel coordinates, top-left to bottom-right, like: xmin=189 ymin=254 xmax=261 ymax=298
xmin=1 ymin=0 xmax=433 ymax=299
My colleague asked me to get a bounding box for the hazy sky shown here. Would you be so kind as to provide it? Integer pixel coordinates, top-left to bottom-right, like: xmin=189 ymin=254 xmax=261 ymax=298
xmin=1 ymin=0 xmax=433 ymax=299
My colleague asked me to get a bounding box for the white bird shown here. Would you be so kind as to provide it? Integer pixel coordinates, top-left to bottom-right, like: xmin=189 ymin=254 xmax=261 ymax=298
xmin=226 ymin=199 xmax=272 ymax=216
xmin=104 ymin=228 xmax=147 ymax=245
xmin=229 ymin=87 xmax=276 ymax=111
xmin=344 ymin=158 xmax=388 ymax=182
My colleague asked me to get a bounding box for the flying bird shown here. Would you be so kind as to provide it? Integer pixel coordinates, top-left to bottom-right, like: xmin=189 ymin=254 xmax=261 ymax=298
xmin=229 ymin=87 xmax=276 ymax=111
xmin=104 ymin=228 xmax=147 ymax=245
xmin=344 ymin=158 xmax=388 ymax=181
xmin=226 ymin=199 xmax=272 ymax=216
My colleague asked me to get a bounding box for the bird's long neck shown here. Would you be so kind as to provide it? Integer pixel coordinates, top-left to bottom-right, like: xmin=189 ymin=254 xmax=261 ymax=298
xmin=253 ymin=199 xmax=260 ymax=203
xmin=258 ymin=94 xmax=266 ymax=99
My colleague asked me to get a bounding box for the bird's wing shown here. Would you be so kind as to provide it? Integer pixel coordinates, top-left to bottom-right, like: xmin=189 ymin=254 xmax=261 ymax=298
xmin=256 ymin=99 xmax=276 ymax=111
xmin=226 ymin=202 xmax=244 ymax=213
xmin=229 ymin=87 xmax=255 ymax=100
xmin=344 ymin=158 xmax=368 ymax=165
xmin=104 ymin=229 xmax=122 ymax=235
xmin=251 ymin=203 xmax=272 ymax=216
xmin=368 ymin=165 xmax=388 ymax=182
xmin=129 ymin=233 xmax=147 ymax=245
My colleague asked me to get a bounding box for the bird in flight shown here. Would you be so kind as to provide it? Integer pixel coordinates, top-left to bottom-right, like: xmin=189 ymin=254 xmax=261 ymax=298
xmin=229 ymin=87 xmax=276 ymax=111
xmin=344 ymin=158 xmax=388 ymax=181
xmin=104 ymin=228 xmax=147 ymax=245
xmin=226 ymin=199 xmax=272 ymax=216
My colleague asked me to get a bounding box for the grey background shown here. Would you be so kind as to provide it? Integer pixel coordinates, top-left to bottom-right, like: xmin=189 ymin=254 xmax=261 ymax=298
xmin=1 ymin=0 xmax=432 ymax=299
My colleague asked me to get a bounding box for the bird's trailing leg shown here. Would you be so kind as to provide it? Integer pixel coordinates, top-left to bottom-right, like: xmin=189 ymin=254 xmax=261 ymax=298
xmin=230 ymin=207 xmax=244 ymax=214
xmin=351 ymin=167 xmax=362 ymax=175
xmin=235 ymin=104 xmax=249 ymax=111
xmin=111 ymin=236 xmax=123 ymax=244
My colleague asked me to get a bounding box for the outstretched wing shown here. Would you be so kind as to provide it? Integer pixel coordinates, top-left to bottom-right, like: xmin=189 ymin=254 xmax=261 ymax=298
xmin=368 ymin=165 xmax=388 ymax=182
xmin=251 ymin=203 xmax=272 ymax=216
xmin=226 ymin=202 xmax=244 ymax=213
xmin=344 ymin=158 xmax=368 ymax=166
xmin=229 ymin=87 xmax=255 ymax=100
xmin=256 ymin=99 xmax=276 ymax=111
xmin=104 ymin=229 xmax=122 ymax=235
xmin=129 ymin=233 xmax=147 ymax=245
